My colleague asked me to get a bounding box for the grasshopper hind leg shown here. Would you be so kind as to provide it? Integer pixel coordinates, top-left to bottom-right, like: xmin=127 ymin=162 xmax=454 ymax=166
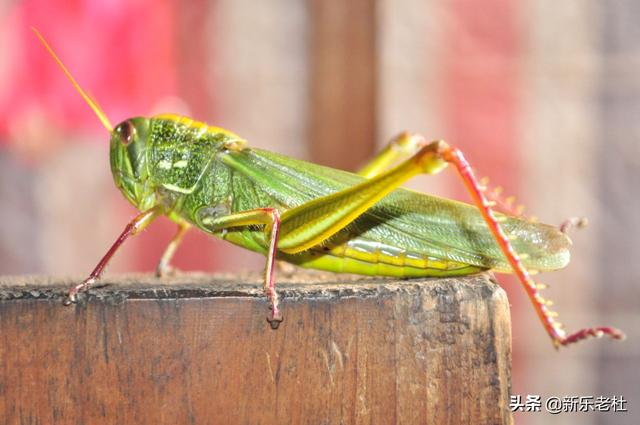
xmin=357 ymin=132 xmax=427 ymax=178
xmin=272 ymin=138 xmax=624 ymax=346
xmin=441 ymin=145 xmax=625 ymax=347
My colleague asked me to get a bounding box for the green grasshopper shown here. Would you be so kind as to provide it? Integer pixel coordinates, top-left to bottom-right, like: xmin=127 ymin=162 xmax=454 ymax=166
xmin=34 ymin=29 xmax=624 ymax=348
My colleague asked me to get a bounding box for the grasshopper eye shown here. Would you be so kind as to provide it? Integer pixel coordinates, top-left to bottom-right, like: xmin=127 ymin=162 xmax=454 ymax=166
xmin=118 ymin=121 xmax=135 ymax=145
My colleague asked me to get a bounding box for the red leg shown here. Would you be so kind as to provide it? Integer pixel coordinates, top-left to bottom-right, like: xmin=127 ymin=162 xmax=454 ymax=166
xmin=440 ymin=145 xmax=625 ymax=347
xmin=64 ymin=206 xmax=161 ymax=305
xmin=201 ymin=207 xmax=283 ymax=327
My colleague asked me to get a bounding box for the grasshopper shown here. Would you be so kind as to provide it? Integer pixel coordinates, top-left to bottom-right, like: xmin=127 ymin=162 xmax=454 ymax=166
xmin=34 ymin=29 xmax=624 ymax=348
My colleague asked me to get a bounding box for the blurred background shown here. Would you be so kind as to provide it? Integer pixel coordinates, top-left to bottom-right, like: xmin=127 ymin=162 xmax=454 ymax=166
xmin=0 ymin=0 xmax=638 ymax=423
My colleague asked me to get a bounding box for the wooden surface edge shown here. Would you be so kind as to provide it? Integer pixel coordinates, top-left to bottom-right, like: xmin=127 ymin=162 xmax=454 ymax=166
xmin=0 ymin=271 xmax=513 ymax=424
xmin=0 ymin=270 xmax=501 ymax=301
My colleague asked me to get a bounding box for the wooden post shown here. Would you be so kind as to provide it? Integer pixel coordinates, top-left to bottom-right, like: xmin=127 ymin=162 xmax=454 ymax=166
xmin=0 ymin=272 xmax=512 ymax=424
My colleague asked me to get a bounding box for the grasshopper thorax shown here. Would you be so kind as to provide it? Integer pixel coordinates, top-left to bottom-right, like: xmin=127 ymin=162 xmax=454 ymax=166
xmin=110 ymin=117 xmax=156 ymax=210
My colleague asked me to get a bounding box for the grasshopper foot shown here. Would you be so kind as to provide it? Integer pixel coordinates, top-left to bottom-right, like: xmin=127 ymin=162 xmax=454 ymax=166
xmin=558 ymin=326 xmax=626 ymax=347
xmin=267 ymin=310 xmax=284 ymax=330
xmin=155 ymin=263 xmax=179 ymax=278
xmin=63 ymin=293 xmax=76 ymax=306
xmin=64 ymin=278 xmax=94 ymax=305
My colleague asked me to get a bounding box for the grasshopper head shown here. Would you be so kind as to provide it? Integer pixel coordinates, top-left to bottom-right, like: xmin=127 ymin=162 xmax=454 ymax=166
xmin=33 ymin=29 xmax=158 ymax=211
xmin=110 ymin=117 xmax=156 ymax=210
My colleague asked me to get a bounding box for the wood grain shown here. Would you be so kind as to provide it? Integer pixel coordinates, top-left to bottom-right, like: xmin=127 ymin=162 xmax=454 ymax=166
xmin=0 ymin=272 xmax=512 ymax=424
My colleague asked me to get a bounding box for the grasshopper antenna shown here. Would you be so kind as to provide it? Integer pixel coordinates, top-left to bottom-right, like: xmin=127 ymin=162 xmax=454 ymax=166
xmin=31 ymin=27 xmax=113 ymax=132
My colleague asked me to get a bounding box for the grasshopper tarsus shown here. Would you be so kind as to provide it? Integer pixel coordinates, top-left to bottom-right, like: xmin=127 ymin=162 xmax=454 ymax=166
xmin=559 ymin=326 xmax=626 ymax=346
xmin=64 ymin=278 xmax=93 ymax=305
xmin=267 ymin=314 xmax=284 ymax=330
xmin=155 ymin=264 xmax=178 ymax=279
xmin=63 ymin=289 xmax=81 ymax=305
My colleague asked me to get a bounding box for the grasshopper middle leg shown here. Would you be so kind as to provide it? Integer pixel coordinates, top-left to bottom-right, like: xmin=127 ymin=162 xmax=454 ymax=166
xmin=200 ymin=208 xmax=283 ymax=328
xmin=156 ymin=221 xmax=191 ymax=277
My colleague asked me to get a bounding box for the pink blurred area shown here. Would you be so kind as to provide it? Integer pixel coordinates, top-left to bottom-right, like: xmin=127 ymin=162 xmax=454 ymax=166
xmin=0 ymin=0 xmax=234 ymax=276
xmin=0 ymin=0 xmax=177 ymax=137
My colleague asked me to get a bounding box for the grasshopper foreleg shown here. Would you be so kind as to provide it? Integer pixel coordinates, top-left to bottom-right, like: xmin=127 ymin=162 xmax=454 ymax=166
xmin=64 ymin=206 xmax=162 ymax=305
